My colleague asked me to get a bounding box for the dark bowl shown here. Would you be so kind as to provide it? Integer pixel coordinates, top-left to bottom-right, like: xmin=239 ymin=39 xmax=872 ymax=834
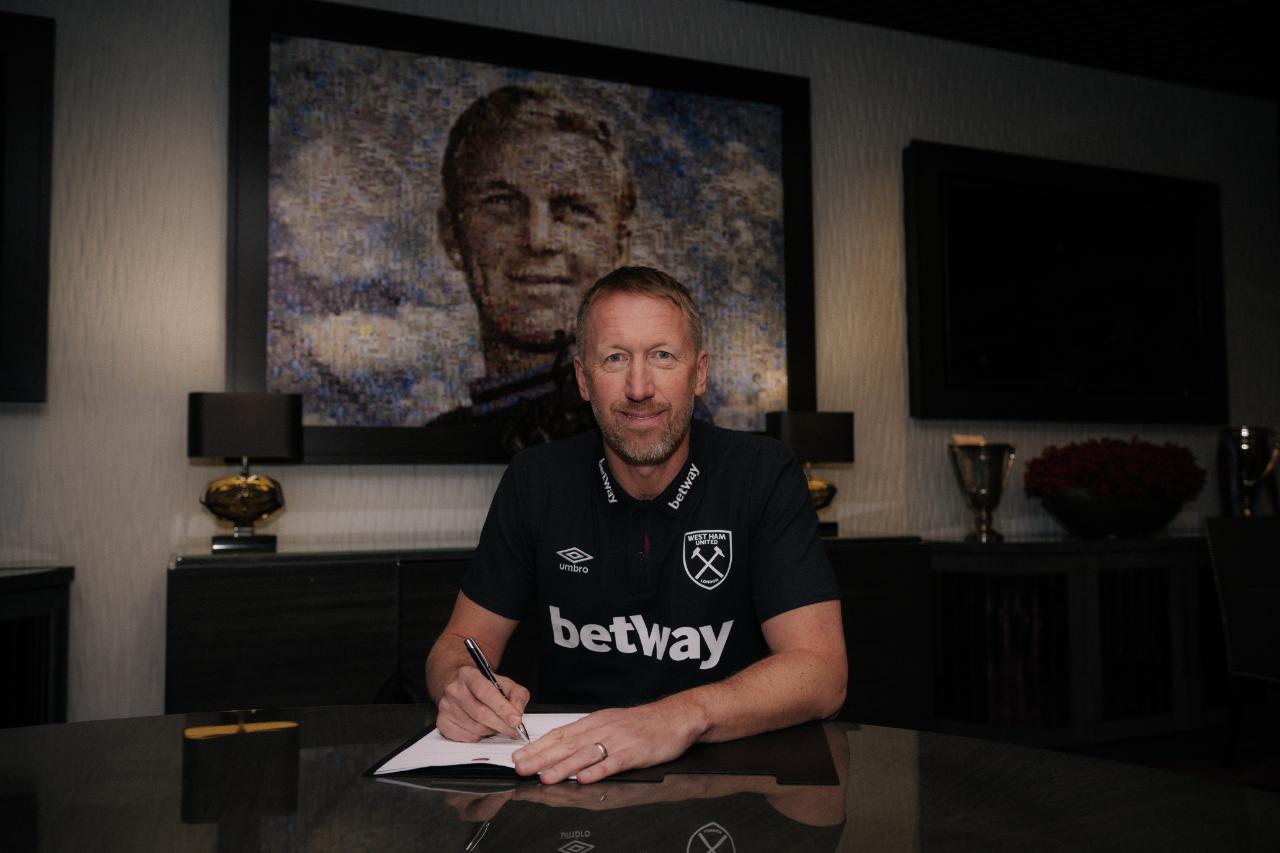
xmin=1039 ymin=489 xmax=1184 ymax=539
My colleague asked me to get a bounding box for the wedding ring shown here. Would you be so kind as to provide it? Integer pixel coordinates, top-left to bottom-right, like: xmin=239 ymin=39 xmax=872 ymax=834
xmin=593 ymin=741 xmax=609 ymax=762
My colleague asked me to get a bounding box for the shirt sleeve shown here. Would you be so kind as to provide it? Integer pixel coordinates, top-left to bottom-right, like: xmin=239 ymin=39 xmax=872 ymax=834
xmin=748 ymin=444 xmax=842 ymax=623
xmin=461 ymin=460 xmax=539 ymax=621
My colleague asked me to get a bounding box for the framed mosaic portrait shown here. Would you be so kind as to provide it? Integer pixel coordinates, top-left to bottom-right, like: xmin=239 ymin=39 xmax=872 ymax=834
xmin=228 ymin=0 xmax=816 ymax=462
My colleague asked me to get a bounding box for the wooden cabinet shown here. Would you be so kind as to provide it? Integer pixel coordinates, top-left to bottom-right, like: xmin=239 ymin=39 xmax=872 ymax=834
xmin=166 ymin=550 xmax=469 ymax=713
xmin=928 ymin=537 xmax=1224 ymax=747
xmin=166 ymin=537 xmax=1226 ymax=748
xmin=1 ymin=565 xmax=73 ymax=727
xmin=165 ymin=540 xmax=927 ymax=720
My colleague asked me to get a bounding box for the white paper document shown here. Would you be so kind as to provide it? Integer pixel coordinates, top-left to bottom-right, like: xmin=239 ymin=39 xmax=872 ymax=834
xmin=373 ymin=713 xmax=587 ymax=775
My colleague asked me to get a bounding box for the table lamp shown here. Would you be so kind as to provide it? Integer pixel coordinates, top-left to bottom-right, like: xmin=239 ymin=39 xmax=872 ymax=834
xmin=187 ymin=392 xmax=303 ymax=553
xmin=766 ymin=411 xmax=855 ymax=537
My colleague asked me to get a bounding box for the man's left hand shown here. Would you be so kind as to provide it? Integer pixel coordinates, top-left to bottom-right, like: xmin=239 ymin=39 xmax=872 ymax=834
xmin=511 ymin=702 xmax=702 ymax=784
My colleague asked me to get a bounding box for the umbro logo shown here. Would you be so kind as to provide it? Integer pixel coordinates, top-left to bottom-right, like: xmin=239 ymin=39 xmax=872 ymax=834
xmin=557 ymin=547 xmax=593 ymax=575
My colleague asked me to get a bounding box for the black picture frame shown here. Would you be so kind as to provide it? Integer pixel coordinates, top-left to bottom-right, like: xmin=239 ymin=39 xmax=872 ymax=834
xmin=0 ymin=12 xmax=55 ymax=403
xmin=228 ymin=0 xmax=816 ymax=463
xmin=904 ymin=140 xmax=1228 ymax=425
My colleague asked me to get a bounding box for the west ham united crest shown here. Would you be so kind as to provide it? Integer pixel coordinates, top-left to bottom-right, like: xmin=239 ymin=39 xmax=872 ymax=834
xmin=687 ymin=821 xmax=734 ymax=853
xmin=683 ymin=530 xmax=732 ymax=590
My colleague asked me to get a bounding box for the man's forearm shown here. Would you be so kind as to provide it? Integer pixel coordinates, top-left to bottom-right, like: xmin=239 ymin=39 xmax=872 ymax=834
xmin=426 ymin=593 xmax=522 ymax=707
xmin=425 ymin=633 xmax=472 ymax=705
xmin=653 ymin=646 xmax=847 ymax=746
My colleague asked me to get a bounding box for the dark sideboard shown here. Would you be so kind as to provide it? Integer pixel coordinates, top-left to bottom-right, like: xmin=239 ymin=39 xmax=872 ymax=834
xmin=165 ymin=538 xmax=929 ymax=727
xmin=928 ymin=537 xmax=1226 ymax=747
xmin=1 ymin=564 xmax=73 ymax=728
xmin=165 ymin=537 xmax=1227 ymax=746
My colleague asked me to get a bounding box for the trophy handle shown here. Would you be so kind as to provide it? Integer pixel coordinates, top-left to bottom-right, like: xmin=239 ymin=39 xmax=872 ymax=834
xmin=999 ymin=449 xmax=1016 ymax=490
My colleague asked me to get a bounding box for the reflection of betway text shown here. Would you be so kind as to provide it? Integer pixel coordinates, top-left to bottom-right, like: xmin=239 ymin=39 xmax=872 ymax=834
xmin=549 ymin=606 xmax=732 ymax=670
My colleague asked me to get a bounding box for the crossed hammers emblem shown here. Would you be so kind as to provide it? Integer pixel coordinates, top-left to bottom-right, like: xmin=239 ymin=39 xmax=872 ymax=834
xmin=690 ymin=545 xmax=726 ymax=580
xmin=689 ymin=822 xmax=733 ymax=853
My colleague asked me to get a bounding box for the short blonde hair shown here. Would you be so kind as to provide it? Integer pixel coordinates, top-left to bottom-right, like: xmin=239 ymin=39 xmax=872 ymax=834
xmin=576 ymin=266 xmax=704 ymax=353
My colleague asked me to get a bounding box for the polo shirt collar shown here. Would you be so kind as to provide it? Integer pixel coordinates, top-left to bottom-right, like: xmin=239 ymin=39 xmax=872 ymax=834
xmin=591 ymin=420 xmax=708 ymax=519
xmin=594 ymin=452 xmax=624 ymax=507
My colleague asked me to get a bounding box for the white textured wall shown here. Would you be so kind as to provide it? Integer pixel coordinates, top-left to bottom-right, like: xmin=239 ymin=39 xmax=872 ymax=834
xmin=1 ymin=0 xmax=1276 ymax=721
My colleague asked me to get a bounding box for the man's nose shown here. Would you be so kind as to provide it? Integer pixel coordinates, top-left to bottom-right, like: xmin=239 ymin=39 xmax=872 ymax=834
xmin=525 ymin=202 xmax=563 ymax=253
xmin=625 ymin=360 xmax=654 ymax=401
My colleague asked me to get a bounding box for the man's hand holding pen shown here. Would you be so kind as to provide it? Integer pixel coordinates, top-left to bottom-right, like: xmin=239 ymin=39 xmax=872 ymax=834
xmin=434 ymin=638 xmax=531 ymax=743
xmin=463 ymin=637 xmax=530 ymax=741
xmin=437 ymin=637 xmax=692 ymax=785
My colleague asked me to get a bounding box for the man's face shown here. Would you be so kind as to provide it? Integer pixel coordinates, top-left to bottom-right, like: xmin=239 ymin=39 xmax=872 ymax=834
xmin=442 ymin=127 xmax=629 ymax=349
xmin=574 ymin=291 xmax=708 ymax=468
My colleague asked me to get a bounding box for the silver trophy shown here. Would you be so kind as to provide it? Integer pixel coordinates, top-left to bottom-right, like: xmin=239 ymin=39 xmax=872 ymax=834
xmin=1218 ymin=426 xmax=1279 ymax=517
xmin=949 ymin=443 xmax=1016 ymax=543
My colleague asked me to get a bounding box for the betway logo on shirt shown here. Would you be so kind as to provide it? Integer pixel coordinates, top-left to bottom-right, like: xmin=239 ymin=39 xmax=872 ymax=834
xmin=597 ymin=458 xmax=617 ymax=504
xmin=549 ymin=606 xmax=732 ymax=670
xmin=667 ymin=462 xmax=700 ymax=510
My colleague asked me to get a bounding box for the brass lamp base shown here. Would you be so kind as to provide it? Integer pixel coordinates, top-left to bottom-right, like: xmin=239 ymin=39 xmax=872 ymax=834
xmin=200 ymin=466 xmax=285 ymax=554
xmin=211 ymin=531 xmax=277 ymax=553
xmin=804 ymin=463 xmax=838 ymax=511
xmin=805 ymin=466 xmax=839 ymax=537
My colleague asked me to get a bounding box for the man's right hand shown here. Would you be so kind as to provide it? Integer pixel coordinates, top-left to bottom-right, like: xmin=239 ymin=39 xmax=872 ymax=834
xmin=435 ymin=664 xmax=530 ymax=742
xmin=425 ymin=593 xmax=525 ymax=740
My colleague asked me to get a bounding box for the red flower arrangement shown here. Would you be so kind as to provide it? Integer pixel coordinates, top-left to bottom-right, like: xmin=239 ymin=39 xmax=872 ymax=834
xmin=1024 ymin=437 xmax=1206 ymax=502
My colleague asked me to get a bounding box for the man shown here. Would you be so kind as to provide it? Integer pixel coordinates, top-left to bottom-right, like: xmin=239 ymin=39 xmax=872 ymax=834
xmin=434 ymin=85 xmax=635 ymax=449
xmin=426 ymin=266 xmax=846 ymax=784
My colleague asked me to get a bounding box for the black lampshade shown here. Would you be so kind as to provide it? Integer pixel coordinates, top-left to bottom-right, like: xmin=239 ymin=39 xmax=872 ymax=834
xmin=187 ymin=392 xmax=303 ymax=461
xmin=765 ymin=411 xmax=854 ymax=464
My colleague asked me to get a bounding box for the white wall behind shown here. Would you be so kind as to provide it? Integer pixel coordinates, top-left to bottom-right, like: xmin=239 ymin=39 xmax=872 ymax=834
xmin=1 ymin=0 xmax=1276 ymax=721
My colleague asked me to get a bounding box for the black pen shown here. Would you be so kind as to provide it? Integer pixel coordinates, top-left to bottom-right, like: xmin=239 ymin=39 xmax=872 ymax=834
xmin=463 ymin=636 xmax=530 ymax=741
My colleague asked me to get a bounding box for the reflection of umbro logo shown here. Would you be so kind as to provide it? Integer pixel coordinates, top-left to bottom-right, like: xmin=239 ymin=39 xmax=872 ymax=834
xmin=557 ymin=547 xmax=593 ymax=563
xmin=558 ymin=841 xmax=594 ymax=853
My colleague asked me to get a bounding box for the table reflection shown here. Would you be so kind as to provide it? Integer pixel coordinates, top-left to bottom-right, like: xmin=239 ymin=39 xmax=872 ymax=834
xmin=0 ymin=704 xmax=1277 ymax=852
xmin=388 ymin=723 xmax=850 ymax=852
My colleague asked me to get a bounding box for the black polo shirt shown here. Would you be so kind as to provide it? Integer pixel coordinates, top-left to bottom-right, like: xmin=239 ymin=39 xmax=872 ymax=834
xmin=462 ymin=419 xmax=840 ymax=706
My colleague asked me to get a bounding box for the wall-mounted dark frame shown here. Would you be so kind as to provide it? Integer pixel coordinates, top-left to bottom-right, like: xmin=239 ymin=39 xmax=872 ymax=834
xmin=0 ymin=12 xmax=55 ymax=403
xmin=904 ymin=140 xmax=1228 ymax=425
xmin=228 ymin=0 xmax=815 ymax=463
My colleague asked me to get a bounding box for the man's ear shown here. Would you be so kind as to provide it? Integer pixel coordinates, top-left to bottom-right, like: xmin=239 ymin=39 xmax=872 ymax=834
xmin=694 ymin=350 xmax=709 ymax=397
xmin=438 ymin=204 xmax=464 ymax=270
xmin=574 ymin=356 xmax=591 ymax=402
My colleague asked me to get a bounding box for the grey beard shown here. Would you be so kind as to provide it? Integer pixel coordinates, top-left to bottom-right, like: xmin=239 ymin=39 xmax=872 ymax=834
xmin=592 ymin=400 xmax=692 ymax=467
